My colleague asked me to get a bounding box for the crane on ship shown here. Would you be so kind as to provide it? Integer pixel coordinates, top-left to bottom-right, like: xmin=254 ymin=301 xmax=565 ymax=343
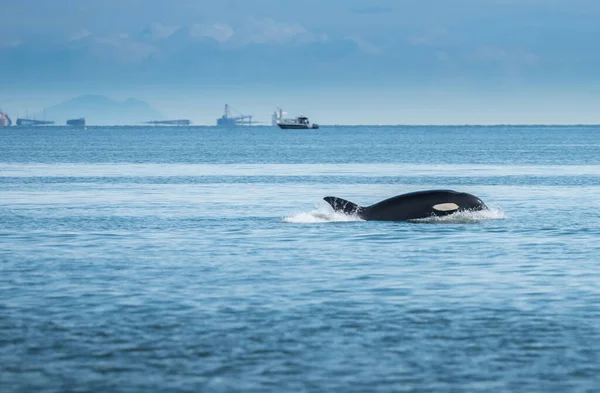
xmin=0 ymin=110 xmax=12 ymax=127
xmin=216 ymin=104 xmax=255 ymax=126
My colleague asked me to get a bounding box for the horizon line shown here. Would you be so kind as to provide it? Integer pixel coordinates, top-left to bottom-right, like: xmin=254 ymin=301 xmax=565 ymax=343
xmin=3 ymin=124 xmax=600 ymax=128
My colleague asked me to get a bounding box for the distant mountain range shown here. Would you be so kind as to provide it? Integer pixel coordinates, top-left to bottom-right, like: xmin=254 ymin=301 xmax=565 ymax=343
xmin=31 ymin=95 xmax=162 ymax=125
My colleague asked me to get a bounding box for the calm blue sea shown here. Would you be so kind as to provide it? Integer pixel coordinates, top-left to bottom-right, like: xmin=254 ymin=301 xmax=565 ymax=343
xmin=1 ymin=125 xmax=600 ymax=392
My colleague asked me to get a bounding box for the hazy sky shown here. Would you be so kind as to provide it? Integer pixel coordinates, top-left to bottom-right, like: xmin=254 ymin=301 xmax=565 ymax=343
xmin=2 ymin=0 xmax=600 ymax=124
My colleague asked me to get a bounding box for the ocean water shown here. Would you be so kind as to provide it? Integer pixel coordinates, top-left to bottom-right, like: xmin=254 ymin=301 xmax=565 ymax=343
xmin=1 ymin=125 xmax=599 ymax=392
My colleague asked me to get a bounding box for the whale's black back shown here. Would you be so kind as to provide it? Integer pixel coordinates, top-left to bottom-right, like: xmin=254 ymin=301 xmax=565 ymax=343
xmin=324 ymin=189 xmax=486 ymax=222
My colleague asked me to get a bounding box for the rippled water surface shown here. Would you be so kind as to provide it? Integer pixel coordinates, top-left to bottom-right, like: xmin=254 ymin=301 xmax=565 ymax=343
xmin=1 ymin=126 xmax=600 ymax=392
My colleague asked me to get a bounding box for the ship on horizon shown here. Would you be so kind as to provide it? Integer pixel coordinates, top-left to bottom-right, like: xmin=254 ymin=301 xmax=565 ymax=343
xmin=15 ymin=109 xmax=54 ymax=126
xmin=216 ymin=104 xmax=254 ymax=126
xmin=67 ymin=118 xmax=86 ymax=127
xmin=275 ymin=108 xmax=319 ymax=129
xmin=16 ymin=118 xmax=55 ymax=126
xmin=144 ymin=119 xmax=191 ymax=126
xmin=272 ymin=107 xmax=287 ymax=126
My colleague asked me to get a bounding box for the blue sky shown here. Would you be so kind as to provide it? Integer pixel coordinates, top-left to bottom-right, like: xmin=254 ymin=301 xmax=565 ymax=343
xmin=1 ymin=0 xmax=600 ymax=124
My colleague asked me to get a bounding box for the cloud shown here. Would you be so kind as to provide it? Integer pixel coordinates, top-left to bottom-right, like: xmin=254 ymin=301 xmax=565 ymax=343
xmin=346 ymin=36 xmax=381 ymax=55
xmin=149 ymin=19 xmax=326 ymax=47
xmin=0 ymin=19 xmax=366 ymax=88
xmin=69 ymin=29 xmax=91 ymax=42
xmin=189 ymin=24 xmax=234 ymax=43
xmin=138 ymin=23 xmax=180 ymax=41
xmin=2 ymin=0 xmax=600 ymax=90
xmin=90 ymin=36 xmax=158 ymax=64
xmin=472 ymin=47 xmax=539 ymax=67
xmin=408 ymin=27 xmax=448 ymax=46
xmin=227 ymin=18 xmax=327 ymax=46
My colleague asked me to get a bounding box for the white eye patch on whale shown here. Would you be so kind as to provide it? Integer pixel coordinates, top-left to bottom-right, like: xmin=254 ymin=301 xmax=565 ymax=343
xmin=323 ymin=190 xmax=487 ymax=222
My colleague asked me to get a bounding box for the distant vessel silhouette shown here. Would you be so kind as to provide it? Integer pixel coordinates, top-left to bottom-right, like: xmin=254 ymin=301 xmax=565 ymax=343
xmin=67 ymin=118 xmax=86 ymax=127
xmin=272 ymin=107 xmax=286 ymax=126
xmin=16 ymin=118 xmax=54 ymax=126
xmin=216 ymin=104 xmax=254 ymax=126
xmin=144 ymin=120 xmax=191 ymax=126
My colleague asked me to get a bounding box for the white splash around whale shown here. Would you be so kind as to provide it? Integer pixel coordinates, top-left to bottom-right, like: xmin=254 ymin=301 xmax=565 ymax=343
xmin=283 ymin=203 xmax=365 ymax=224
xmin=411 ymin=207 xmax=507 ymax=224
xmin=284 ymin=202 xmax=506 ymax=224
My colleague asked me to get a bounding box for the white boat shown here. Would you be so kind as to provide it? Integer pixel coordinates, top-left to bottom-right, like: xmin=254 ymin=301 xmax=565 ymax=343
xmin=277 ymin=115 xmax=319 ymax=129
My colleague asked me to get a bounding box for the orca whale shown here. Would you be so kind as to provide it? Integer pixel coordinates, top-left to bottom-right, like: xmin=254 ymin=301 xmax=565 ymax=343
xmin=323 ymin=190 xmax=487 ymax=221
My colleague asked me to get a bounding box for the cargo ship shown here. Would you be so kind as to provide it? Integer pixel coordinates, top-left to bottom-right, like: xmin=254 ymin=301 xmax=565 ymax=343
xmin=144 ymin=119 xmax=191 ymax=126
xmin=16 ymin=118 xmax=54 ymax=126
xmin=67 ymin=118 xmax=86 ymax=127
xmin=216 ymin=104 xmax=254 ymax=126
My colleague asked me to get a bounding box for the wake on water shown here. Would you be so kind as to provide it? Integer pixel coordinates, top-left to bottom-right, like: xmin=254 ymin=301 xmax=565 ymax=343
xmin=284 ymin=202 xmax=506 ymax=224
xmin=284 ymin=203 xmax=365 ymax=224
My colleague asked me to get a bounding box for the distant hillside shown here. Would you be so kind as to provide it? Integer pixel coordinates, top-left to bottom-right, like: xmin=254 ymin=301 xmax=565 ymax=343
xmin=33 ymin=95 xmax=163 ymax=125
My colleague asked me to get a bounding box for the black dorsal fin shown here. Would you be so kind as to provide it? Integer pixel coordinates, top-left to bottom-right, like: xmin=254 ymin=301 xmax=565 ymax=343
xmin=323 ymin=196 xmax=364 ymax=216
